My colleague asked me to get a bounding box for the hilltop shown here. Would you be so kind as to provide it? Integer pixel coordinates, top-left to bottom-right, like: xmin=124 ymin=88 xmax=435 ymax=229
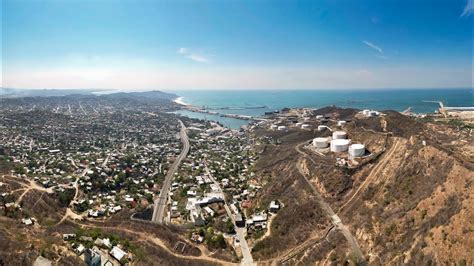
xmin=247 ymin=106 xmax=473 ymax=265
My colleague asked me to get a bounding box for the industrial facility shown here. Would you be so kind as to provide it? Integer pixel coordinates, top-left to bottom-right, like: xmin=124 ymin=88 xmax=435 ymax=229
xmin=362 ymin=109 xmax=380 ymax=117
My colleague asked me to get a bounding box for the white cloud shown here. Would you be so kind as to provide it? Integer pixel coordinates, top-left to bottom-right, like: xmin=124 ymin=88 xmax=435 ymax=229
xmin=461 ymin=0 xmax=474 ymax=17
xmin=177 ymin=47 xmax=188 ymax=54
xmin=177 ymin=47 xmax=210 ymax=63
xmin=363 ymin=40 xmax=383 ymax=54
xmin=187 ymin=54 xmax=209 ymax=63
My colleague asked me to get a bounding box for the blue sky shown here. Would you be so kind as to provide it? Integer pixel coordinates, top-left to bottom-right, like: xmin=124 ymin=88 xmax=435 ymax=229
xmin=1 ymin=0 xmax=473 ymax=90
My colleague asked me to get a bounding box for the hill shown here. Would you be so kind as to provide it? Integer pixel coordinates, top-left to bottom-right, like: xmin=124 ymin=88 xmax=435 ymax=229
xmin=249 ymin=107 xmax=473 ymax=265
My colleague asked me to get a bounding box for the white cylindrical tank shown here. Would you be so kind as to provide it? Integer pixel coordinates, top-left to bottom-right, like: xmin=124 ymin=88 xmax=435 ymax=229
xmin=337 ymin=121 xmax=346 ymax=127
xmin=349 ymin=144 xmax=365 ymax=157
xmin=301 ymin=124 xmax=310 ymax=129
xmin=368 ymin=111 xmax=378 ymax=117
xmin=332 ymin=131 xmax=347 ymax=139
xmin=277 ymin=126 xmax=287 ymax=131
xmin=330 ymin=139 xmax=351 ymax=152
xmin=270 ymin=124 xmax=278 ymax=130
xmin=318 ymin=125 xmax=326 ymax=131
xmin=316 ymin=115 xmax=324 ymax=120
xmin=313 ymin=137 xmax=329 ymax=148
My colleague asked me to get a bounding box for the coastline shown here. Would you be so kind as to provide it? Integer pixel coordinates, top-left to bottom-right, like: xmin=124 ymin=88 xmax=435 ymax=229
xmin=171 ymin=89 xmax=473 ymax=115
xmin=173 ymin=96 xmax=189 ymax=106
xmin=173 ymin=96 xmax=259 ymax=122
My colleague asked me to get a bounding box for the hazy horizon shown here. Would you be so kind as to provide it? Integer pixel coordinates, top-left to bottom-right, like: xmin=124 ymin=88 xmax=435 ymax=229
xmin=2 ymin=87 xmax=473 ymax=92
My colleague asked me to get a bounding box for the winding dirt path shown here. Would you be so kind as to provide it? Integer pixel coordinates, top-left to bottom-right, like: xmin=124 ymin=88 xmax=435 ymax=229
xmin=66 ymin=219 xmax=233 ymax=265
xmin=338 ymin=138 xmax=401 ymax=214
xmin=286 ymin=142 xmax=366 ymax=264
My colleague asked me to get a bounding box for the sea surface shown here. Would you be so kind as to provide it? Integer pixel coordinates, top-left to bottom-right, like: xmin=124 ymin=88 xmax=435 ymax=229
xmin=171 ymin=89 xmax=473 ymax=129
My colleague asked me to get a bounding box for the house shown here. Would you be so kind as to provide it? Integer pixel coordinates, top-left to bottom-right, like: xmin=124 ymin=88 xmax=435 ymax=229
xmin=187 ymin=190 xmax=197 ymax=196
xmin=250 ymin=213 xmax=268 ymax=229
xmin=195 ymin=193 xmax=224 ymax=207
xmin=94 ymin=238 xmax=112 ymax=249
xmin=21 ymin=218 xmax=34 ymax=226
xmin=74 ymin=244 xmax=85 ymax=255
xmin=235 ymin=213 xmax=245 ymax=227
xmin=191 ymin=232 xmax=204 ymax=243
xmin=88 ymin=210 xmax=99 ymax=217
xmin=80 ymin=236 xmax=94 ymax=242
xmin=203 ymin=206 xmax=215 ymax=217
xmin=62 ymin=234 xmax=76 ymax=240
xmin=110 ymin=246 xmax=127 ymax=262
xmin=84 ymin=248 xmax=101 ymax=266
xmin=269 ymin=200 xmax=280 ymax=213
xmin=241 ymin=200 xmax=252 ymax=209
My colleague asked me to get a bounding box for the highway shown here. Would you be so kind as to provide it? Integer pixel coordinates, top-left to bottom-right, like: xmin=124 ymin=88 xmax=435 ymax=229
xmin=152 ymin=120 xmax=189 ymax=224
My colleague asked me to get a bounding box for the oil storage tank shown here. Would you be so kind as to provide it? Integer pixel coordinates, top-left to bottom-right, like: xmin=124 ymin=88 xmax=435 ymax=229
xmin=349 ymin=144 xmax=365 ymax=157
xmin=332 ymin=131 xmax=347 ymax=139
xmin=330 ymin=139 xmax=351 ymax=152
xmin=312 ymin=137 xmax=329 ymax=148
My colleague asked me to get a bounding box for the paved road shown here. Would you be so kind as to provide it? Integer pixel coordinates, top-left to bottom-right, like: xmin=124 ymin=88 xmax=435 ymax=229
xmin=204 ymin=163 xmax=255 ymax=265
xmin=152 ymin=120 xmax=189 ymax=224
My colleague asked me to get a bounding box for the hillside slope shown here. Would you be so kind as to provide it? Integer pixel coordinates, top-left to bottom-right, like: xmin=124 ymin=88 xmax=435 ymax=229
xmin=250 ymin=108 xmax=473 ymax=265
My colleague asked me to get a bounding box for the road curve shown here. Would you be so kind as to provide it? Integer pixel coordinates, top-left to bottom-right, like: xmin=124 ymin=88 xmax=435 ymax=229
xmin=152 ymin=120 xmax=190 ymax=224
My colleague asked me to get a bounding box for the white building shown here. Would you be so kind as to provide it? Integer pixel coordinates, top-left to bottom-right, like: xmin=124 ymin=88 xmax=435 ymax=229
xmin=110 ymin=246 xmax=127 ymax=262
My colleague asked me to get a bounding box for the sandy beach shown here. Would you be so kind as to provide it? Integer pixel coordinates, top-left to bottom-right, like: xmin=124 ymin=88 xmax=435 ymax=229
xmin=173 ymin=97 xmax=189 ymax=106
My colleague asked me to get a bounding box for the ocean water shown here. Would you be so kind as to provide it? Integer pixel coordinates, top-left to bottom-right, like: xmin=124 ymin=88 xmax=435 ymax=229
xmin=171 ymin=109 xmax=251 ymax=129
xmin=171 ymin=89 xmax=473 ymax=129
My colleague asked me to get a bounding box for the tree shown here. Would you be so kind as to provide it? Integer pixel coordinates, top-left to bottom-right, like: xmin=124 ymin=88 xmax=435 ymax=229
xmin=57 ymin=188 xmax=75 ymax=207
xmin=225 ymin=219 xmax=235 ymax=234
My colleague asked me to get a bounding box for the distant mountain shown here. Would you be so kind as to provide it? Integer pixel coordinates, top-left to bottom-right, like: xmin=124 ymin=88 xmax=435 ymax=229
xmin=104 ymin=90 xmax=178 ymax=101
xmin=0 ymin=88 xmax=100 ymax=98
xmin=0 ymin=88 xmax=178 ymax=101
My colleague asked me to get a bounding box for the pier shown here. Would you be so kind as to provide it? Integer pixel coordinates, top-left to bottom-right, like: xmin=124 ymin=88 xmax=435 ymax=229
xmin=184 ymin=106 xmax=267 ymax=121
xmin=423 ymin=100 xmax=474 ymax=118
